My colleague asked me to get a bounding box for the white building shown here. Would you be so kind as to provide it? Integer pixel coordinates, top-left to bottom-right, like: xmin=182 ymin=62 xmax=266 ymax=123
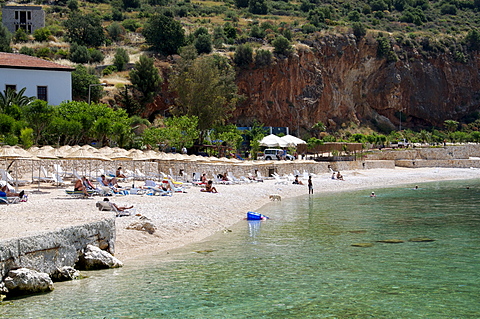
xmin=0 ymin=53 xmax=74 ymax=105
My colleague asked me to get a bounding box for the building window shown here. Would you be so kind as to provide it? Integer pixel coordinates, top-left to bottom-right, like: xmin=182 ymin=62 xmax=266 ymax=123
xmin=15 ymin=11 xmax=18 ymax=20
xmin=5 ymin=85 xmax=16 ymax=92
xmin=37 ymin=86 xmax=47 ymax=101
xmin=27 ymin=11 xmax=31 ymax=20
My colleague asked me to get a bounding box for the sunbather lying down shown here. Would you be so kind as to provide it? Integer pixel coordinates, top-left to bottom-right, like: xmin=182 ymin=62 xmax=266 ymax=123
xmin=0 ymin=185 xmax=24 ymax=198
xmin=200 ymin=180 xmax=218 ymax=193
xmin=103 ymin=198 xmax=133 ymax=211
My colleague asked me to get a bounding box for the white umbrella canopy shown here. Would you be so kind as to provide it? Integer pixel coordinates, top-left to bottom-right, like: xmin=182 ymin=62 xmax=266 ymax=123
xmin=280 ymin=134 xmax=306 ymax=146
xmin=259 ymin=134 xmax=289 ymax=148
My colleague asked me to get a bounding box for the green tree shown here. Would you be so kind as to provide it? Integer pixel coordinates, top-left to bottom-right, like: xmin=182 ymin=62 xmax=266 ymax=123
xmin=465 ymin=29 xmax=480 ymax=51
xmin=210 ymin=124 xmax=243 ymax=151
xmin=64 ymin=12 xmax=105 ymax=47
xmin=33 ymin=27 xmax=52 ymax=42
xmin=444 ymin=119 xmax=459 ymax=132
xmin=0 ymin=25 xmax=12 ymax=53
xmin=143 ymin=14 xmax=185 ymax=55
xmin=170 ymin=54 xmax=239 ymax=143
xmin=70 ymin=44 xmax=90 ymax=63
xmin=273 ymin=35 xmax=294 ymax=56
xmin=234 ymin=44 xmax=253 ymax=67
xmin=352 ymin=22 xmax=367 ymax=38
xmin=23 ymin=99 xmax=55 ymax=144
xmin=194 ymin=34 xmax=212 ymax=54
xmin=13 ymin=28 xmax=29 ymax=43
xmin=20 ymin=127 xmax=34 ymax=148
xmin=0 ymin=87 xmax=35 ymax=111
xmin=114 ymin=48 xmax=130 ymax=71
xmin=311 ymin=121 xmax=326 ymax=138
xmin=107 ymin=22 xmax=126 ymax=42
xmin=249 ymin=0 xmax=268 ymax=14
xmin=129 ymin=55 xmax=162 ymax=108
xmin=255 ymin=49 xmax=273 ymax=67
xmin=71 ymin=65 xmax=104 ymax=102
xmin=245 ymin=120 xmax=265 ymax=159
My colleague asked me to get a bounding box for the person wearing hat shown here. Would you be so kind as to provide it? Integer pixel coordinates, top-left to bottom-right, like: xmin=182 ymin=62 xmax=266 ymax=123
xmin=370 ymin=191 xmax=376 ymax=197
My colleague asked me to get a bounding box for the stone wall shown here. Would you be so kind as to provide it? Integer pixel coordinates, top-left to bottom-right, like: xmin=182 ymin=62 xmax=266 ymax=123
xmin=365 ymin=145 xmax=480 ymax=161
xmin=396 ymin=159 xmax=480 ymax=168
xmin=0 ymin=218 xmax=115 ymax=278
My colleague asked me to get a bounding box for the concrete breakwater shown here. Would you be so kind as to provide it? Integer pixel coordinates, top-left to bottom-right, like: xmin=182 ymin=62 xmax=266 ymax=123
xmin=0 ymin=218 xmax=115 ymax=279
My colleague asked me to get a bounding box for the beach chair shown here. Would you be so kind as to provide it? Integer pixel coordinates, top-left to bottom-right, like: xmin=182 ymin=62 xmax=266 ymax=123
xmin=0 ymin=196 xmax=20 ymax=205
xmin=65 ymin=190 xmax=96 ymax=198
xmin=96 ymin=200 xmax=136 ymax=217
xmin=167 ymin=179 xmax=185 ymax=193
xmin=143 ymin=180 xmax=172 ymax=196
xmin=0 ymin=169 xmax=29 ymax=186
xmin=34 ymin=166 xmax=56 ymax=183
xmin=273 ymin=174 xmax=288 ymax=185
xmin=53 ymin=164 xmax=73 ymax=178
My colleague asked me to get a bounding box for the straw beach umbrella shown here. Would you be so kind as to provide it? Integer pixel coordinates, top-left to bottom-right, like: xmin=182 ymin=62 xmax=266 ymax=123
xmin=0 ymin=145 xmax=32 ymax=190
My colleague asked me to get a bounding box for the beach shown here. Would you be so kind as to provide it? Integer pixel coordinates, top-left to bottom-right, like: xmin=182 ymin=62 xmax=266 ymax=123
xmin=2 ymin=167 xmax=479 ymax=262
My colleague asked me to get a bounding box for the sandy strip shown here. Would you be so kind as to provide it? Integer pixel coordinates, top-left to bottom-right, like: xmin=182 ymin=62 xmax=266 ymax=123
xmin=2 ymin=167 xmax=479 ymax=262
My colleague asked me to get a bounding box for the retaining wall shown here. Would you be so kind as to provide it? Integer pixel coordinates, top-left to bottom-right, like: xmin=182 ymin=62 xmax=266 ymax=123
xmin=0 ymin=218 xmax=115 ymax=278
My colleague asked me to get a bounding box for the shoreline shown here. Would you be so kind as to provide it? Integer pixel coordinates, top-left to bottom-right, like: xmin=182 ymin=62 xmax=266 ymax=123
xmin=2 ymin=167 xmax=480 ymax=263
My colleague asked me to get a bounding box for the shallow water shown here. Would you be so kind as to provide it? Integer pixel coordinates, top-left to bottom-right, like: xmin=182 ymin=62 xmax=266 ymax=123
xmin=2 ymin=179 xmax=480 ymax=318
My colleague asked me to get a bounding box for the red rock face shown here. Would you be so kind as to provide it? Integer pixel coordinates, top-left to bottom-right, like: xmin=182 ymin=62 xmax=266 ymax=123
xmin=147 ymin=34 xmax=480 ymax=132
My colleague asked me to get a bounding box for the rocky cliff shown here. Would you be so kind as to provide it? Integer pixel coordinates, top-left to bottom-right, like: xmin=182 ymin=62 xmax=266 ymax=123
xmin=149 ymin=33 xmax=480 ymax=133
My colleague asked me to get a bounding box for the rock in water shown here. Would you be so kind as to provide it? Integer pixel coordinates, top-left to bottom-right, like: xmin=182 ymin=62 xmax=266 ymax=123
xmin=4 ymin=268 xmax=54 ymax=296
xmin=408 ymin=237 xmax=435 ymax=242
xmin=351 ymin=243 xmax=374 ymax=247
xmin=376 ymin=239 xmax=404 ymax=243
xmin=76 ymin=245 xmax=123 ymax=270
xmin=51 ymin=266 xmax=80 ymax=282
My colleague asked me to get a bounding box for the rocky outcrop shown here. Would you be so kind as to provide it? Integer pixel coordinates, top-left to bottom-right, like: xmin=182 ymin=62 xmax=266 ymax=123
xmin=149 ymin=34 xmax=480 ymax=132
xmin=4 ymin=268 xmax=54 ymax=296
xmin=0 ymin=218 xmax=115 ymax=279
xmin=126 ymin=216 xmax=156 ymax=234
xmin=76 ymin=245 xmax=123 ymax=270
xmin=51 ymin=266 xmax=80 ymax=282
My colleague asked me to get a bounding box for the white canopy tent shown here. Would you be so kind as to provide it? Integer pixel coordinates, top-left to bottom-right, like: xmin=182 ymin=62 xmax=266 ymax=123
xmin=280 ymin=134 xmax=306 ymax=146
xmin=259 ymin=134 xmax=289 ymax=148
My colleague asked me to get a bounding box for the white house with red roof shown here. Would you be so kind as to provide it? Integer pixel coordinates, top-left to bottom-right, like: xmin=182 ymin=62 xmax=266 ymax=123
xmin=0 ymin=52 xmax=74 ymax=105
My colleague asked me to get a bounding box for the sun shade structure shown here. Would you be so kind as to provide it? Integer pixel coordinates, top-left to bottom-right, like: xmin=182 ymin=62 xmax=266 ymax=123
xmin=280 ymin=134 xmax=307 ymax=146
xmin=259 ymin=134 xmax=289 ymax=148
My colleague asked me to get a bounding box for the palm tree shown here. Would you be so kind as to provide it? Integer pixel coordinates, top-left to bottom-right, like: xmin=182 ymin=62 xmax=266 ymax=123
xmin=0 ymin=87 xmax=35 ymax=111
xmin=444 ymin=119 xmax=459 ymax=132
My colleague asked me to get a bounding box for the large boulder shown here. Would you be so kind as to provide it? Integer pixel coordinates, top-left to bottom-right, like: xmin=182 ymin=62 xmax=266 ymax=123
xmin=4 ymin=268 xmax=54 ymax=296
xmin=76 ymin=245 xmax=123 ymax=270
xmin=51 ymin=266 xmax=80 ymax=282
xmin=127 ymin=216 xmax=157 ymax=234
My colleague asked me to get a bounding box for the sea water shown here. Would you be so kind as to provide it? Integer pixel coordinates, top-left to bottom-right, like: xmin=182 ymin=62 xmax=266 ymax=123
xmin=2 ymin=179 xmax=480 ymax=318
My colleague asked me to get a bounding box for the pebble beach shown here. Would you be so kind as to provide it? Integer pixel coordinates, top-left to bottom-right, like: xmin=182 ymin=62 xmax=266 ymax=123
xmin=2 ymin=167 xmax=479 ymax=262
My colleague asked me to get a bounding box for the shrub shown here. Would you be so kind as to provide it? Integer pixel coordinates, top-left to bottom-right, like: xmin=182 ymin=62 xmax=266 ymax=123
xmin=234 ymin=44 xmax=253 ymax=67
xmin=33 ymin=27 xmax=52 ymax=42
xmin=13 ymin=28 xmax=29 ymax=43
xmin=255 ymin=49 xmax=273 ymax=67
xmin=35 ymin=47 xmax=52 ymax=58
xmin=273 ymin=35 xmax=294 ymax=56
xmin=194 ymin=33 xmax=212 ymax=54
xmin=352 ymin=22 xmax=367 ymax=38
xmin=19 ymin=46 xmax=35 ymax=56
xmin=107 ymin=22 xmax=126 ymax=42
xmin=102 ymin=65 xmax=117 ymax=75
xmin=70 ymin=44 xmax=90 ymax=63
xmin=88 ymin=48 xmax=104 ymax=63
xmin=113 ymin=48 xmax=129 ymax=71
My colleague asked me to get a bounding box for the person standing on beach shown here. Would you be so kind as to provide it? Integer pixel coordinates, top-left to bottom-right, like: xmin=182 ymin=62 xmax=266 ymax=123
xmin=308 ymin=176 xmax=313 ymax=194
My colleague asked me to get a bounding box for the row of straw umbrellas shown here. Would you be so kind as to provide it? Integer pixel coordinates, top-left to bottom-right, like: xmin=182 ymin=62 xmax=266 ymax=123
xmin=1 ymin=145 xmax=302 ymax=190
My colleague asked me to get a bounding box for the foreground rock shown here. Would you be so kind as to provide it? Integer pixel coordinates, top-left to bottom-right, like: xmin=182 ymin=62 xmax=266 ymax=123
xmin=4 ymin=268 xmax=54 ymax=296
xmin=51 ymin=266 xmax=80 ymax=282
xmin=126 ymin=216 xmax=156 ymax=234
xmin=76 ymin=245 xmax=123 ymax=270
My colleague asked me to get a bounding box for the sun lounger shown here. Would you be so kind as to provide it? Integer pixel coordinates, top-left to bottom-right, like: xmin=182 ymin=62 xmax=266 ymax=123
xmin=65 ymin=190 xmax=95 ymax=197
xmin=0 ymin=196 xmax=20 ymax=204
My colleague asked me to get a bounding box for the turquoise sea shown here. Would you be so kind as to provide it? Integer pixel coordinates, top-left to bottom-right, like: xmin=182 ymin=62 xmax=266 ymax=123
xmin=1 ymin=179 xmax=480 ymax=318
